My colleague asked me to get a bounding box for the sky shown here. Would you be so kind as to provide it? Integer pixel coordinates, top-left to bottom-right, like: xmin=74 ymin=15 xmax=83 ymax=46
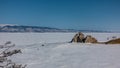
xmin=0 ymin=0 xmax=120 ymax=31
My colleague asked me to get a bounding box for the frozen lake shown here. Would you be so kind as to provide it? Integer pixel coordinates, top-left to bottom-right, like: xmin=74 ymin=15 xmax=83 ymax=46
xmin=0 ymin=32 xmax=120 ymax=45
xmin=0 ymin=33 xmax=120 ymax=68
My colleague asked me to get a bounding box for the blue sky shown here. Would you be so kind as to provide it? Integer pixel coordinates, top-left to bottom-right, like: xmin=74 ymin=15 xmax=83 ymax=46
xmin=0 ymin=0 xmax=120 ymax=31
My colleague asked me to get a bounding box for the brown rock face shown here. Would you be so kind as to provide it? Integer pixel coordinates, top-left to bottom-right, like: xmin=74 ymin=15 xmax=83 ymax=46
xmin=84 ymin=35 xmax=98 ymax=43
xmin=71 ymin=32 xmax=84 ymax=43
xmin=105 ymin=38 xmax=120 ymax=44
xmin=71 ymin=32 xmax=97 ymax=43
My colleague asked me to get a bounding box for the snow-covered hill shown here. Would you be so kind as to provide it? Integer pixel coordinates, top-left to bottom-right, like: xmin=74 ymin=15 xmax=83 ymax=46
xmin=0 ymin=24 xmax=75 ymax=32
xmin=0 ymin=24 xmax=111 ymax=32
xmin=0 ymin=24 xmax=17 ymax=27
xmin=0 ymin=33 xmax=120 ymax=68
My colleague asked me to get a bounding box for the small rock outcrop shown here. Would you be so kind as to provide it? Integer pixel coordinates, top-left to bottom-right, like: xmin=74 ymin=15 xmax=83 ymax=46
xmin=71 ymin=32 xmax=120 ymax=44
xmin=71 ymin=32 xmax=98 ymax=43
xmin=105 ymin=38 xmax=120 ymax=44
xmin=71 ymin=32 xmax=84 ymax=43
xmin=84 ymin=35 xmax=98 ymax=43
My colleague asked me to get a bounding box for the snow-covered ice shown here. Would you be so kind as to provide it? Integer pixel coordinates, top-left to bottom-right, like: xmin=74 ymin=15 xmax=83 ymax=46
xmin=0 ymin=33 xmax=120 ymax=68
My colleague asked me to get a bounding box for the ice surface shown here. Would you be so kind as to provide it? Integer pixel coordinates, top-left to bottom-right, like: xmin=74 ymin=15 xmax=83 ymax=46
xmin=0 ymin=33 xmax=75 ymax=45
xmin=0 ymin=33 xmax=120 ymax=68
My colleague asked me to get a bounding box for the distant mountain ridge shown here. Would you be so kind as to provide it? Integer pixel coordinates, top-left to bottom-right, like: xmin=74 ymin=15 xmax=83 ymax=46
xmin=0 ymin=24 xmax=74 ymax=32
xmin=0 ymin=24 xmax=111 ymax=33
xmin=0 ymin=24 xmax=17 ymax=27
